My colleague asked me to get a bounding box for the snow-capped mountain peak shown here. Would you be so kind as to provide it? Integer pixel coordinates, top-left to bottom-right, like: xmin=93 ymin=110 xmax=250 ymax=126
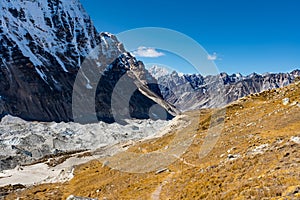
xmin=148 ymin=65 xmax=174 ymax=79
xmin=0 ymin=0 xmax=102 ymax=74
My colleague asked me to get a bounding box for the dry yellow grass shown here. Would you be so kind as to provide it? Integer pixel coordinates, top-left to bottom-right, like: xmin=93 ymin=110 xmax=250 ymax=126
xmin=5 ymin=82 xmax=300 ymax=199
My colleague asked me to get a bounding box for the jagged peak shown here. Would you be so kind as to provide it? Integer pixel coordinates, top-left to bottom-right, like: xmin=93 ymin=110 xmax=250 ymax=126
xmin=100 ymin=32 xmax=114 ymax=38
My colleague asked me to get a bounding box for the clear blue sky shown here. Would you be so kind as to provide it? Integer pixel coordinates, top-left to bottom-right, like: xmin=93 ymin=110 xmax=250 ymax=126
xmin=81 ymin=0 xmax=300 ymax=75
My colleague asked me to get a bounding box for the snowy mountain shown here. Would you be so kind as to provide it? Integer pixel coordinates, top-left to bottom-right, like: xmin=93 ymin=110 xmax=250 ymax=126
xmin=0 ymin=0 xmax=178 ymax=123
xmin=0 ymin=0 xmax=101 ymax=72
xmin=147 ymin=65 xmax=173 ymax=79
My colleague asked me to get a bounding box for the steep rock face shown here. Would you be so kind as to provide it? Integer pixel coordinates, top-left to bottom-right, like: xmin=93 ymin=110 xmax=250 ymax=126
xmin=0 ymin=0 xmax=177 ymax=122
xmin=151 ymin=66 xmax=300 ymax=111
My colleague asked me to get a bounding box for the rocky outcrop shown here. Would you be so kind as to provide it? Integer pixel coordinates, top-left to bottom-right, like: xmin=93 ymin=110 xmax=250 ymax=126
xmin=0 ymin=0 xmax=177 ymax=123
xmin=66 ymin=196 xmax=97 ymax=200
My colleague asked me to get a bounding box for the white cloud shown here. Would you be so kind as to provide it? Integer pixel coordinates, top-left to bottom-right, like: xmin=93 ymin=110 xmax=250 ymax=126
xmin=132 ymin=46 xmax=165 ymax=58
xmin=207 ymin=52 xmax=217 ymax=61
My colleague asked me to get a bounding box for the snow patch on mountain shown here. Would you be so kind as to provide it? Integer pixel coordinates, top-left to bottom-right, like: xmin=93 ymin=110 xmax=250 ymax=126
xmin=0 ymin=0 xmax=100 ymax=74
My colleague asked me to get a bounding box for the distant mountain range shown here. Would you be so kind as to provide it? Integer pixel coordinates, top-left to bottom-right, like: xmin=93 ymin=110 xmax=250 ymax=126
xmin=149 ymin=66 xmax=300 ymax=111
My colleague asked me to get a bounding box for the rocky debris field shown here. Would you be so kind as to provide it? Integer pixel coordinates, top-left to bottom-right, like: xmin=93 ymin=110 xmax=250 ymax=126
xmin=0 ymin=115 xmax=170 ymax=172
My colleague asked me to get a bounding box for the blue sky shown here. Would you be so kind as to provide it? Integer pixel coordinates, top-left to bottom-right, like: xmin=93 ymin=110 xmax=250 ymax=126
xmin=81 ymin=0 xmax=300 ymax=75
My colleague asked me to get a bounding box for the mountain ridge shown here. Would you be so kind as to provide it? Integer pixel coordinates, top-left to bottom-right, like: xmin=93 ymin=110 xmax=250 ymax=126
xmin=148 ymin=65 xmax=300 ymax=111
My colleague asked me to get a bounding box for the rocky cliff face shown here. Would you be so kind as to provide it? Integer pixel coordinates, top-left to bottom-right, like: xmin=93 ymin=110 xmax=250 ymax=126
xmin=0 ymin=0 xmax=177 ymax=123
xmin=150 ymin=66 xmax=300 ymax=111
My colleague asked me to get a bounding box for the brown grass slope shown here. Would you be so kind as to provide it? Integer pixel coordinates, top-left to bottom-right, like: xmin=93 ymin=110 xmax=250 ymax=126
xmin=5 ymin=81 xmax=300 ymax=200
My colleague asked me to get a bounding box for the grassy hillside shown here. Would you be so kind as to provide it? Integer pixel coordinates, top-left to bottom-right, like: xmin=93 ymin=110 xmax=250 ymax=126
xmin=5 ymin=81 xmax=300 ymax=200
